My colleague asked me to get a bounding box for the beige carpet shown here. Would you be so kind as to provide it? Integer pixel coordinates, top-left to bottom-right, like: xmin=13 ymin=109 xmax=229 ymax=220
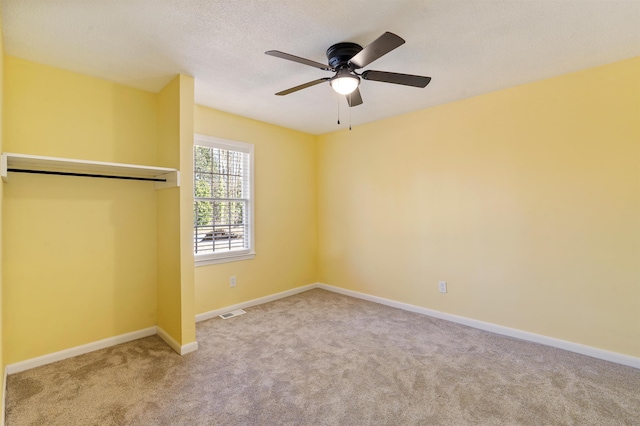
xmin=6 ymin=289 xmax=640 ymax=425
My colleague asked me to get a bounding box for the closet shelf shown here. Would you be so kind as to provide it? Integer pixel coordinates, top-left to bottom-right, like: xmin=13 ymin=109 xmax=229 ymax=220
xmin=1 ymin=153 xmax=180 ymax=189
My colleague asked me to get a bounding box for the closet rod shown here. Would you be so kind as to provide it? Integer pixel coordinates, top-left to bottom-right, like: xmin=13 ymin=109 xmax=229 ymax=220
xmin=7 ymin=168 xmax=166 ymax=182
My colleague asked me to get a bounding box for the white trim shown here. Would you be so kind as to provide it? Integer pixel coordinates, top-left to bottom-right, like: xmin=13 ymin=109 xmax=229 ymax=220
xmin=154 ymin=170 xmax=180 ymax=189
xmin=5 ymin=283 xmax=636 ymax=381
xmin=181 ymin=341 xmax=199 ymax=355
xmin=156 ymin=326 xmax=199 ymax=355
xmin=195 ymin=251 xmax=255 ymax=267
xmin=194 ymin=134 xmax=253 ymax=154
xmin=316 ymin=283 xmax=640 ymax=370
xmin=5 ymin=327 xmax=157 ymax=374
xmin=193 ymin=134 xmax=255 ymax=265
xmin=196 ymin=283 xmax=318 ymax=322
xmin=156 ymin=326 xmax=180 ymax=353
xmin=0 ymin=154 xmax=7 ymax=183
xmin=1 ymin=152 xmax=179 ymax=188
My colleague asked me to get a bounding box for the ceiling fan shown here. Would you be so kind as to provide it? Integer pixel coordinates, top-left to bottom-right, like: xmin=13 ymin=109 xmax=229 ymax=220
xmin=265 ymin=31 xmax=431 ymax=107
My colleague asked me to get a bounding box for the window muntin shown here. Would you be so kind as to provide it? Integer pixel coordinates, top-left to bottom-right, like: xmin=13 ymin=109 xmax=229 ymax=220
xmin=193 ymin=135 xmax=254 ymax=265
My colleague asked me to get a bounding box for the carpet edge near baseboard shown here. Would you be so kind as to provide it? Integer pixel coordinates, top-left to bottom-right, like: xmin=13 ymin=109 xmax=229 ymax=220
xmin=4 ymin=282 xmax=320 ymax=377
xmin=157 ymin=326 xmax=198 ymax=355
xmin=7 ymin=281 xmax=638 ymax=378
xmin=316 ymin=283 xmax=640 ymax=370
xmin=195 ymin=282 xmax=318 ymax=323
xmin=5 ymin=326 xmax=158 ymax=375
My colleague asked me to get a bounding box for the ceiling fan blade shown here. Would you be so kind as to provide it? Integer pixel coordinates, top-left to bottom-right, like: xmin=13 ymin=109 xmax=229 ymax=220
xmin=346 ymin=87 xmax=363 ymax=107
xmin=361 ymin=70 xmax=431 ymax=88
xmin=265 ymin=50 xmax=333 ymax=71
xmin=348 ymin=32 xmax=405 ymax=69
xmin=275 ymin=78 xmax=330 ymax=96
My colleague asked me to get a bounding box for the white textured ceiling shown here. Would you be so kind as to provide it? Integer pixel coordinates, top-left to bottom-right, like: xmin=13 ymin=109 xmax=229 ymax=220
xmin=2 ymin=0 xmax=639 ymax=135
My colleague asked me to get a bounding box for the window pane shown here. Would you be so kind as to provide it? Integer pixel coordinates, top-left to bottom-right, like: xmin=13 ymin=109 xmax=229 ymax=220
xmin=194 ymin=200 xmax=248 ymax=254
xmin=194 ymin=146 xmax=213 ymax=173
xmin=194 ymin=137 xmax=253 ymax=262
xmin=212 ymin=174 xmax=225 ymax=198
xmin=228 ymin=175 xmax=242 ymax=198
xmin=195 ymin=147 xmax=245 ymax=199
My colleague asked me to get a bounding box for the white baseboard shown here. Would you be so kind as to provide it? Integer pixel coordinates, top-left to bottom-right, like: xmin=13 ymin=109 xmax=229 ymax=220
xmin=156 ymin=326 xmax=199 ymax=355
xmin=317 ymin=283 xmax=640 ymax=370
xmin=195 ymin=282 xmax=318 ymax=322
xmin=5 ymin=327 xmax=157 ymax=375
xmin=6 ymin=282 xmax=636 ymax=379
xmin=156 ymin=326 xmax=180 ymax=353
xmin=181 ymin=341 xmax=199 ymax=355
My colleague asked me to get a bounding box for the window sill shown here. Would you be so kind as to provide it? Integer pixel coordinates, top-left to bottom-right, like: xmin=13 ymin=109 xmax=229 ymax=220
xmin=195 ymin=252 xmax=256 ymax=267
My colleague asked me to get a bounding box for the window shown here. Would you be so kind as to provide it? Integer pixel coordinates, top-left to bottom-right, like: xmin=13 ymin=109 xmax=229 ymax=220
xmin=193 ymin=134 xmax=255 ymax=265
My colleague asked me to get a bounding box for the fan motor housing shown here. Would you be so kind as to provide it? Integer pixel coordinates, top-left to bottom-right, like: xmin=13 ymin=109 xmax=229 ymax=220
xmin=326 ymin=42 xmax=362 ymax=69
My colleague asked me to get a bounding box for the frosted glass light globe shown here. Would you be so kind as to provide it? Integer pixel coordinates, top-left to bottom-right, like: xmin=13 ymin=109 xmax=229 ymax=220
xmin=331 ymin=75 xmax=359 ymax=95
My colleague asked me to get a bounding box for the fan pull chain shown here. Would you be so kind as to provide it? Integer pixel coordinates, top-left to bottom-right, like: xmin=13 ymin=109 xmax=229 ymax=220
xmin=349 ymin=99 xmax=352 ymax=131
xmin=337 ymin=94 xmax=341 ymax=125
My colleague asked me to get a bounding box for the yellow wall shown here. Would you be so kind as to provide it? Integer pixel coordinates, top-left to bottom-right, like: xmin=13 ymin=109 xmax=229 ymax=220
xmin=3 ymin=57 xmax=159 ymax=363
xmin=193 ymin=106 xmax=318 ymax=313
xmin=156 ymin=75 xmax=196 ymax=345
xmin=1 ymin=49 xmax=636 ymax=367
xmin=0 ymin=7 xmax=5 ymax=410
xmin=318 ymin=57 xmax=640 ymax=357
xmin=178 ymin=76 xmax=196 ymax=345
xmin=156 ymin=76 xmax=183 ymax=342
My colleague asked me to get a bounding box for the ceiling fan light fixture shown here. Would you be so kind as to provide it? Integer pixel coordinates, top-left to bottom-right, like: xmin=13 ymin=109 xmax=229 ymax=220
xmin=330 ymin=73 xmax=360 ymax=95
xmin=267 ymin=31 xmax=430 ymax=109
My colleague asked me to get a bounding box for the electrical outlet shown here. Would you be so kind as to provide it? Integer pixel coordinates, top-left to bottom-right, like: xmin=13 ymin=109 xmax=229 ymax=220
xmin=230 ymin=276 xmax=236 ymax=288
xmin=438 ymin=281 xmax=447 ymax=294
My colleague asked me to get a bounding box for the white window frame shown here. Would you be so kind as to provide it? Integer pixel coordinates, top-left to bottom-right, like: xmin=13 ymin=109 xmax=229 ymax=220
xmin=193 ymin=134 xmax=255 ymax=266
